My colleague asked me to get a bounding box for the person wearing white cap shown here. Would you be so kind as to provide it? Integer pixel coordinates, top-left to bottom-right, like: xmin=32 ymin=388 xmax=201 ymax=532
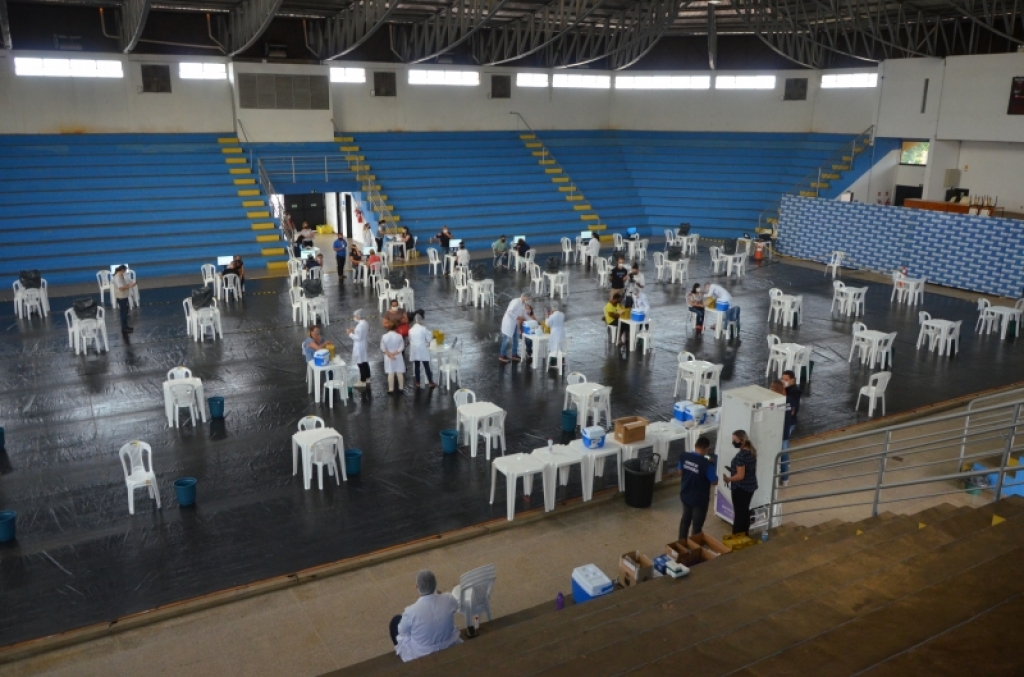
xmin=346 ymin=309 xmax=370 ymax=387
xmin=381 ymin=319 xmax=407 ymax=394
xmin=500 ymin=291 xmax=530 ymax=364
xmin=389 ymin=570 xmax=461 ymax=662
xmin=407 ymin=311 xmax=436 ymax=389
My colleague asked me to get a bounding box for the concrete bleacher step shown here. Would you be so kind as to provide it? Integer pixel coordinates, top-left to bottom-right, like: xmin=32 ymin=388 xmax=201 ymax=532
xmin=358 ymin=501 xmax=1023 ymax=677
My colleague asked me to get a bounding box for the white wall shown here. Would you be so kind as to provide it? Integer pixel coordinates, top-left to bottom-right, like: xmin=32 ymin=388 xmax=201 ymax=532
xmin=958 ymin=141 xmax=1024 ymax=211
xmin=937 ymin=53 xmax=1024 ymax=143
xmin=0 ymin=51 xmax=235 ymax=134
xmin=874 ymin=58 xmax=945 ymax=140
xmin=229 ymin=62 xmax=334 ymax=142
xmin=845 ymin=148 xmax=899 ymax=204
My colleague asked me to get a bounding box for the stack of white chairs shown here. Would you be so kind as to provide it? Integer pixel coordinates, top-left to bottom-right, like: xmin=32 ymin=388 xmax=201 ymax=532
xmin=452 ymin=564 xmax=497 ymax=631
xmin=169 ymin=382 xmax=198 ymax=427
xmin=709 ymin=246 xmax=727 ymax=274
xmin=119 ymin=441 xmax=161 ymax=515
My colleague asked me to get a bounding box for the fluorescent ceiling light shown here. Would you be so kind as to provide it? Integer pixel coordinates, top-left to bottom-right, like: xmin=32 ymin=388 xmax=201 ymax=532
xmin=516 ymin=73 xmax=548 ymax=88
xmin=715 ymin=75 xmax=776 ymax=90
xmin=821 ymin=73 xmax=878 ymax=88
xmin=552 ymin=73 xmax=610 ymax=89
xmin=15 ymin=58 xmax=123 ymax=78
xmin=615 ymin=75 xmax=711 ymax=90
xmin=331 ymin=68 xmax=366 ymax=84
xmin=408 ymin=69 xmax=480 ymax=86
xmin=179 ymin=62 xmax=227 ymax=80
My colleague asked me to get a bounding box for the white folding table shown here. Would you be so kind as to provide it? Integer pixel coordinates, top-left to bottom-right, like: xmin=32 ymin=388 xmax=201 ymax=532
xmin=291 ymin=428 xmax=344 ymax=490
xmin=490 ymin=453 xmax=550 ymax=520
xmin=567 ymin=438 xmax=625 ymax=498
xmin=458 ymin=402 xmax=504 ymax=458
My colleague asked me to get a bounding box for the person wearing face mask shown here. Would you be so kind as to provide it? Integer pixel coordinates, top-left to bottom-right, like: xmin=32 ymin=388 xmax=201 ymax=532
xmin=722 ymin=430 xmax=758 ymax=535
xmin=407 ymin=311 xmax=436 ymax=390
xmin=686 ymin=283 xmax=705 ymax=332
xmin=780 ymin=369 xmax=801 ymax=486
xmin=628 ymin=287 xmax=650 ymax=315
xmin=384 ymin=298 xmax=411 ymax=338
xmin=346 ymin=309 xmax=370 ymax=388
xmin=609 ymin=257 xmax=629 ymax=301
xmin=381 ymin=319 xmax=406 ymax=395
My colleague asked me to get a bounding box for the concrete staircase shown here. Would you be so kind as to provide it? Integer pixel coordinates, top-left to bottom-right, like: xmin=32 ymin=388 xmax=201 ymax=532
xmin=324 ymin=498 xmax=1024 ymax=676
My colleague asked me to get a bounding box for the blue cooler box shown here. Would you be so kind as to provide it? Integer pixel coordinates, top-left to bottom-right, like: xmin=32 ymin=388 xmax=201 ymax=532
xmin=581 ymin=426 xmax=606 ymax=449
xmin=715 ymin=300 xmax=730 ymax=313
xmin=571 ymin=565 xmax=613 ymax=604
xmin=630 ymin=310 xmax=646 ymax=322
xmin=313 ymin=349 xmax=330 ymax=367
xmin=523 ymin=321 xmax=538 ymax=336
xmin=684 ymin=403 xmax=707 ymax=425
xmin=674 ymin=401 xmax=693 ymax=422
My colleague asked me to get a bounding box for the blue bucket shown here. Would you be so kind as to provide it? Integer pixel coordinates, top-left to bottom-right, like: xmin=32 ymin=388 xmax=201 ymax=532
xmin=174 ymin=477 xmax=197 ymax=506
xmin=561 ymin=409 xmax=578 ymax=432
xmin=345 ymin=449 xmax=362 ymax=476
xmin=208 ymin=397 xmax=224 ymax=419
xmin=0 ymin=511 xmax=15 ymax=542
xmin=441 ymin=429 xmax=459 ymax=454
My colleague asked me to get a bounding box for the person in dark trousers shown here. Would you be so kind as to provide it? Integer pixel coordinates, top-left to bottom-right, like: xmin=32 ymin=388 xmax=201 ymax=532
xmin=609 ymin=257 xmax=628 ymax=301
xmin=723 ymin=430 xmax=758 ymax=535
xmin=678 ymin=436 xmax=718 ymax=540
xmin=112 ymin=265 xmax=136 ymax=334
xmin=333 ymin=233 xmax=347 ymax=282
xmin=780 ymin=369 xmax=801 ymax=485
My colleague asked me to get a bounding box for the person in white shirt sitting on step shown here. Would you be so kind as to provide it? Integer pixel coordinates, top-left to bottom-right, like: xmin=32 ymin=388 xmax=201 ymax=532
xmin=390 ymin=570 xmax=462 ymax=662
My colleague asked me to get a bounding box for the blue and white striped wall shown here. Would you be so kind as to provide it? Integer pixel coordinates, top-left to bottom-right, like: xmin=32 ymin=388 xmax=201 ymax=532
xmin=778 ymin=195 xmax=1024 ymax=298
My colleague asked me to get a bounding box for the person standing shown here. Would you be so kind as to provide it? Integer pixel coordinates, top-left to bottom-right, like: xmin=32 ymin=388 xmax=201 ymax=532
xmin=433 ymin=225 xmax=454 ymax=250
xmin=545 ymin=303 xmax=566 ymax=362
xmin=389 ymin=570 xmax=462 ymax=662
xmin=585 ymin=235 xmax=601 ymax=267
xmin=112 ymin=265 xmax=136 ymax=334
xmin=626 ymin=262 xmax=645 ymax=294
xmin=346 ymin=309 xmax=370 ymax=387
xmin=609 ymin=257 xmax=628 ymax=301
xmin=678 ymin=436 xmax=717 ymax=539
xmin=499 ymin=292 xmax=530 ymax=364
xmin=723 ymin=430 xmax=758 ymax=535
xmin=780 ymin=369 xmax=801 ymax=485
xmin=407 ymin=313 xmax=436 ymax=389
xmin=333 ymin=233 xmax=348 ymax=282
xmin=381 ymin=320 xmax=406 ymax=394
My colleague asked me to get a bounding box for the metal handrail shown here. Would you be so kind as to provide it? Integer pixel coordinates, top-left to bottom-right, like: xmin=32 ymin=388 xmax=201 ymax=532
xmin=757 ymin=125 xmax=875 ymax=236
xmin=235 ymin=119 xmax=254 ymax=171
xmin=510 ymin=111 xmax=576 ymax=199
xmin=768 ymin=395 xmax=1024 ymax=524
xmin=331 ymin=128 xmax=400 ymax=236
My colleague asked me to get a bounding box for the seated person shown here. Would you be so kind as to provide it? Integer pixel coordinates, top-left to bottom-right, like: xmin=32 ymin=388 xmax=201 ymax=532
xmin=390 ymin=570 xmax=462 ymax=662
xmin=604 ymin=293 xmax=630 ymax=347
xmin=221 ymin=255 xmax=245 ymax=292
xmin=366 ymin=249 xmax=382 ymax=271
xmin=492 ymin=235 xmax=509 ymax=267
xmin=515 ymin=237 xmax=531 ymax=257
xmin=383 ymin=298 xmax=410 ymax=337
xmin=304 ymin=254 xmax=320 ymax=270
xmin=687 ymin=283 xmax=705 ymax=331
xmin=302 ymin=325 xmax=328 ymax=362
xmin=455 ymin=242 xmax=471 ymax=268
xmin=522 ymin=304 xmax=539 ymax=358
xmin=585 ymin=235 xmax=601 ymax=266
xmin=399 ymin=226 xmax=414 ymax=258
xmin=298 ymin=222 xmax=314 ymax=246
xmin=350 ymin=247 xmax=363 ymax=267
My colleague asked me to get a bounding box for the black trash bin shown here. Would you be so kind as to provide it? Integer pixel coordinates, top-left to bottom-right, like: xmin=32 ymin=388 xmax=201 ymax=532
xmin=623 ymin=454 xmax=660 ymax=508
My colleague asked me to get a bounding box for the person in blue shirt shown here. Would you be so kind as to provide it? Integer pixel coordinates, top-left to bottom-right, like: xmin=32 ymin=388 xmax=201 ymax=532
xmin=678 ymin=436 xmax=718 ymax=539
xmin=302 ymin=325 xmax=328 ymax=362
xmin=333 ymin=233 xmax=348 ymax=282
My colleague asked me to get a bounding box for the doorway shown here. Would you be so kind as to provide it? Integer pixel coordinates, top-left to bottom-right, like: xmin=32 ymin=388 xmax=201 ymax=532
xmin=283 ymin=194 xmax=326 ymax=229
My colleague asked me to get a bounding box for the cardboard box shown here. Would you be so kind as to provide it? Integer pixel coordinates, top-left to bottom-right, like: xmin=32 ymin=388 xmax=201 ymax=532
xmin=614 ymin=416 xmax=650 ymax=444
xmin=619 ymin=550 xmax=654 ymax=587
xmin=685 ymin=533 xmax=732 ymax=564
xmin=665 ymin=540 xmax=702 ymax=567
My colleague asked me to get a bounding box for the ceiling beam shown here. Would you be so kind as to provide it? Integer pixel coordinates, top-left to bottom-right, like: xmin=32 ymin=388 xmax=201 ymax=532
xmin=119 ymin=0 xmax=152 ymax=52
xmin=390 ymin=0 xmax=515 ymax=63
xmin=215 ymin=0 xmax=285 ymax=56
xmin=308 ymin=0 xmax=398 ymax=60
xmin=0 ymin=0 xmax=12 ymax=50
xmin=469 ymin=0 xmax=606 ymax=66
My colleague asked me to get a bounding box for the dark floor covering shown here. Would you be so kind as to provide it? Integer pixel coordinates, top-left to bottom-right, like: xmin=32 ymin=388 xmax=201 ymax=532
xmin=0 ymin=249 xmax=1021 ymax=647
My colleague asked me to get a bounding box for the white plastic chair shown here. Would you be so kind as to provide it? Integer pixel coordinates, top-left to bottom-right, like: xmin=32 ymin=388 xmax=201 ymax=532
xmin=169 ymin=383 xmax=197 ymax=427
xmin=167 ymin=367 xmax=192 ymax=380
xmin=873 ymin=332 xmax=897 ymax=369
xmin=453 ymin=564 xmax=496 ymax=631
xmin=454 ymin=269 xmax=471 ymax=304
xmin=289 ymin=287 xmax=303 ymax=323
xmin=183 ymin=298 xmax=195 ymax=338
xmin=530 ymin=264 xmax=545 ymax=295
xmin=612 ymin=233 xmax=624 ymax=249
xmin=306 ymin=267 xmax=323 ymax=281
xmin=696 ymin=364 xmax=723 ymax=404
xmin=298 ymin=416 xmax=325 ymax=431
xmin=673 ymin=351 xmax=696 ymax=398
xmin=916 ymin=311 xmax=941 ymax=351
xmin=201 ymin=264 xmax=217 ymax=289
xmin=683 ymin=234 xmax=699 ymax=257
xmin=427 ymin=248 xmax=443 ymax=275
xmin=975 ymin=298 xmax=995 ymax=334
xmin=323 ymin=366 xmax=349 ymax=407
xmin=825 ymin=251 xmax=844 ymax=278
xmin=856 ymin=372 xmax=891 ymax=417
xmin=454 ymin=388 xmax=476 ymax=441
xmin=119 ymin=441 xmax=161 ymax=515
xmin=765 ymin=335 xmax=784 ymax=377
xmin=637 ymin=239 xmax=649 ymax=261
xmin=478 ymin=410 xmax=507 ymax=460
xmin=20 ymin=289 xmax=44 ymax=319
xmin=548 ymin=336 xmax=570 ymax=376
xmin=634 ymin=320 xmax=654 ymax=354
xmin=97 ymin=270 xmax=113 ymax=307
xmin=848 ymin=322 xmax=871 ymax=363
xmin=845 ymin=287 xmax=867 ymax=317
xmin=792 ymin=346 xmax=811 ymax=385
xmin=306 ymin=297 xmax=329 ymax=326
xmin=288 ymin=259 xmax=304 ymax=287
xmin=77 ymin=307 xmax=109 ymax=354
xmin=596 ymin=258 xmax=610 ymax=288
xmin=221 ymin=274 xmax=242 ymax=302
xmin=652 ymin=252 xmax=667 ymax=281
xmin=561 ymin=237 xmax=574 ymax=263
xmin=587 ymin=385 xmax=613 ymax=427
xmin=566 ymin=372 xmax=587 ymax=386
xmin=64 ymin=308 xmax=78 ymax=350
xmin=552 ymin=271 xmax=569 ymax=299
xmin=830 ymin=280 xmax=847 ymax=315
xmin=195 ymin=304 xmax=220 ymax=342
xmin=709 ymin=246 xmax=727 ymax=274
xmin=309 ymin=437 xmax=342 ymax=489
xmin=943 ymin=320 xmax=963 ymax=356
xmin=439 ymin=348 xmax=463 ymax=389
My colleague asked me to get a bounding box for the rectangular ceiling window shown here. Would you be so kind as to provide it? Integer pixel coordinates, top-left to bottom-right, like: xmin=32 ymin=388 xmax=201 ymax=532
xmin=14 ymin=58 xmax=123 ymax=78
xmin=714 ymin=75 xmax=776 ymax=90
xmin=516 ymin=73 xmax=549 ymax=88
xmin=552 ymin=73 xmax=610 ymax=89
xmin=331 ymin=68 xmax=366 ymax=84
xmin=408 ymin=69 xmax=480 ymax=86
xmin=615 ymin=75 xmax=710 ymax=90
xmin=179 ymin=62 xmax=227 ymax=80
xmin=821 ymin=72 xmax=878 ymax=89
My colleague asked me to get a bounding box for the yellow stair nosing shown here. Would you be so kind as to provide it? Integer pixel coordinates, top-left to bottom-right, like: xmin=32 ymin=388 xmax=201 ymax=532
xmin=344 ymin=155 xmax=364 ymax=161
xmin=573 ymin=205 xmax=591 ymax=211
xmin=552 ymin=177 xmax=569 ymax=183
xmin=267 ymin=261 xmax=289 ymax=271
xmin=261 ymin=247 xmax=286 ymax=256
xmin=588 ymin=225 xmax=607 ymax=231
xmin=247 ymin=211 xmax=270 ymax=218
xmin=229 ymin=168 xmax=251 ymax=175
xmin=234 ymin=179 xmax=256 ymax=185
xmin=558 ymin=186 xmax=575 ymax=192
xmin=221 ymin=147 xmax=243 ymax=154
xmin=538 ymin=160 xmax=556 ymax=165
xmin=251 ymin=223 xmax=275 ymax=230
xmin=225 ymin=157 xmax=246 ymax=164
xmin=335 ymin=136 xmax=354 ymax=142
xmin=340 ymin=146 xmax=360 ymax=151
xmin=520 ymin=134 xmax=536 ymax=140
xmin=217 ymin=137 xmax=240 ymax=144
xmin=256 ymin=234 xmax=279 ymax=243
xmin=237 ymin=189 xmax=260 ymax=196
xmin=545 ymin=168 xmax=563 ymax=174
xmin=242 ymin=200 xmax=265 ymax=207
xmin=531 ymin=151 xmax=546 ymax=157
xmin=580 ymin=214 xmax=599 ymax=220
xmin=525 ymin=142 xmax=542 ymax=148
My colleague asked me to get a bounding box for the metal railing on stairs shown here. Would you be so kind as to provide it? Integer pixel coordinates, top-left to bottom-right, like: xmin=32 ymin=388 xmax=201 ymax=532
xmin=335 ymin=133 xmax=401 ymax=236
xmin=757 ymin=125 xmax=875 ymax=236
xmin=235 ymin=119 xmax=255 ymax=172
xmin=510 ymin=111 xmax=580 ymax=201
xmin=768 ymin=388 xmax=1024 ymax=526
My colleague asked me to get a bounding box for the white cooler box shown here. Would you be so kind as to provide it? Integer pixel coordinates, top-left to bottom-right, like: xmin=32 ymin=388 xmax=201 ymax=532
xmin=581 ymin=426 xmax=606 ymax=449
xmin=313 ymin=349 xmax=331 ymax=367
xmin=571 ymin=564 xmax=613 ymax=604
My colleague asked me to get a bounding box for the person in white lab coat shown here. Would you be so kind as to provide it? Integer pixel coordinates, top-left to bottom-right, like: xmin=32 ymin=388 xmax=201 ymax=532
xmin=499 ymin=292 xmax=530 ymax=364
xmin=390 ymin=570 xmax=462 ymax=662
xmin=628 ymin=287 xmax=650 ymax=315
xmin=346 ymin=309 xmax=370 ymax=387
xmin=586 ymin=235 xmax=601 ymax=266
xmin=545 ymin=302 xmax=566 ymax=361
xmin=407 ymin=312 xmax=436 ymax=389
xmin=381 ymin=320 xmax=407 ymax=394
